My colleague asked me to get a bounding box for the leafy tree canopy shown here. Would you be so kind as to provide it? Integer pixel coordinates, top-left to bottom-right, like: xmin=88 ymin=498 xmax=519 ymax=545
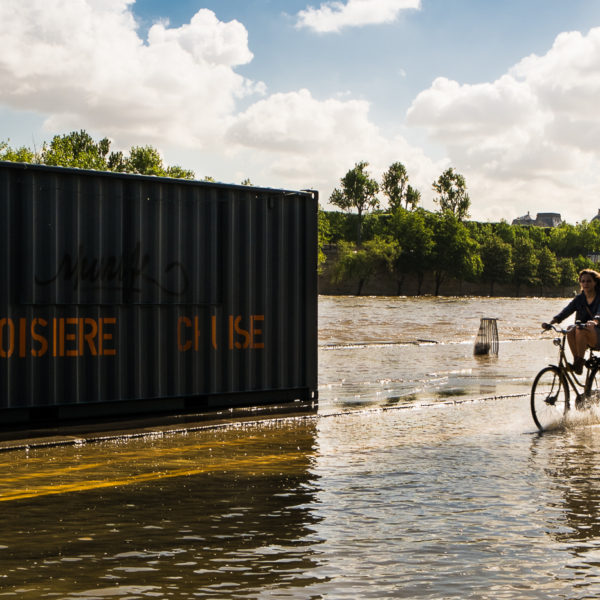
xmin=330 ymin=161 xmax=379 ymax=244
xmin=1 ymin=130 xmax=195 ymax=180
xmin=0 ymin=141 xmax=36 ymax=163
xmin=537 ymin=246 xmax=560 ymax=290
xmin=41 ymin=130 xmax=110 ymax=170
xmin=432 ymin=167 xmax=470 ymax=220
xmin=381 ymin=162 xmax=421 ymax=212
xmin=333 ymin=161 xmax=379 ymax=214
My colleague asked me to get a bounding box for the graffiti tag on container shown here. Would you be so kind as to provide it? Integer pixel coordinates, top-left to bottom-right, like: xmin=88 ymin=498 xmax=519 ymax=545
xmin=35 ymin=242 xmax=189 ymax=296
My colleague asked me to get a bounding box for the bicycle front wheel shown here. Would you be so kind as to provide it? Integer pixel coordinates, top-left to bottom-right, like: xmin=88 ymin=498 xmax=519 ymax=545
xmin=531 ymin=366 xmax=570 ymax=431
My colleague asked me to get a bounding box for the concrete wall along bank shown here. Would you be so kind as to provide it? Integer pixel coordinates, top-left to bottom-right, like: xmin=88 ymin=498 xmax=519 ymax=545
xmin=0 ymin=161 xmax=318 ymax=425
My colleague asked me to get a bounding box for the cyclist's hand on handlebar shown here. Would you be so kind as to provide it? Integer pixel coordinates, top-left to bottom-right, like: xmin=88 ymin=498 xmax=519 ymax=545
xmin=541 ymin=322 xmax=552 ymax=330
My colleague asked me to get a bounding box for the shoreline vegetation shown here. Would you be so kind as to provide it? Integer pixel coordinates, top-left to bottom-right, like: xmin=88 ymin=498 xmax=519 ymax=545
xmin=318 ymin=253 xmax=575 ymax=298
xmin=319 ymin=160 xmax=598 ymax=299
xmin=318 ymin=210 xmax=594 ymax=299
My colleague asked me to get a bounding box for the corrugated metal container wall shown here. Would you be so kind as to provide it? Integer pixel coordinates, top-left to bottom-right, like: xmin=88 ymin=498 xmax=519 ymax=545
xmin=0 ymin=161 xmax=318 ymax=422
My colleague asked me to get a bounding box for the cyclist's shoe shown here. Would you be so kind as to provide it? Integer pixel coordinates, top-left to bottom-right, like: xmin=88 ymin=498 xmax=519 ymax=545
xmin=573 ymin=357 xmax=585 ymax=375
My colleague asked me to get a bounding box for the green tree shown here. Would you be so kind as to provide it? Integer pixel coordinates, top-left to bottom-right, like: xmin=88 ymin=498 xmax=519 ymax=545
xmin=124 ymin=145 xmax=165 ymax=176
xmin=548 ymin=223 xmax=581 ymax=257
xmin=107 ymin=150 xmax=127 ymax=172
xmin=318 ymin=207 xmax=331 ymax=273
xmin=557 ymin=257 xmax=578 ymax=288
xmin=480 ymin=235 xmax=513 ymax=296
xmin=512 ymin=238 xmax=539 ymax=295
xmin=494 ymin=220 xmax=516 ymax=246
xmin=320 ymin=210 xmax=354 ymax=243
xmin=431 ymin=212 xmax=481 ymax=295
xmin=165 ymin=165 xmax=195 ymax=179
xmin=391 ymin=208 xmax=434 ymax=295
xmin=363 ymin=235 xmax=401 ymax=277
xmin=115 ymin=145 xmax=194 ymax=179
xmin=1 ymin=131 xmax=195 ymax=180
xmin=381 ymin=162 xmax=408 ymax=212
xmin=432 ymin=167 xmax=470 ymax=220
xmin=574 ymin=255 xmax=596 ymax=272
xmin=404 ymin=185 xmax=421 ymax=211
xmin=579 ymin=220 xmax=600 ymax=255
xmin=41 ymin=130 xmax=111 ymax=170
xmin=0 ymin=141 xmax=36 ymax=163
xmin=536 ymin=247 xmax=560 ymax=294
xmin=332 ymin=241 xmax=372 ymax=296
xmin=332 ymin=236 xmax=400 ymax=295
xmin=330 ymin=161 xmax=379 ymax=244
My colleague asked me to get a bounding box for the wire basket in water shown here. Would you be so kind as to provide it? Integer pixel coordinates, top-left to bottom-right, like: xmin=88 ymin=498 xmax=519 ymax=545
xmin=473 ymin=317 xmax=499 ymax=356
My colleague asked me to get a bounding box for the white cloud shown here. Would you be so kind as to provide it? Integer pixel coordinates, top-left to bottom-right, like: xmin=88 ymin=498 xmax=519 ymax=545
xmin=0 ymin=0 xmax=439 ymax=209
xmin=406 ymin=26 xmax=600 ymax=223
xmin=147 ymin=10 xmax=253 ymax=67
xmin=8 ymin=1 xmax=600 ymax=223
xmin=0 ymin=0 xmax=262 ymax=148
xmin=296 ymin=0 xmax=421 ymax=33
xmin=228 ymin=89 xmax=377 ymax=153
xmin=227 ymin=89 xmax=442 ymax=206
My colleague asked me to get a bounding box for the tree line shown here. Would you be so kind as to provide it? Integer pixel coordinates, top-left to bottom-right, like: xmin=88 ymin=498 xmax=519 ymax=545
xmin=0 ymin=130 xmax=198 ymax=179
xmin=320 ymin=160 xmax=597 ymax=296
xmin=0 ymin=130 xmax=257 ymax=186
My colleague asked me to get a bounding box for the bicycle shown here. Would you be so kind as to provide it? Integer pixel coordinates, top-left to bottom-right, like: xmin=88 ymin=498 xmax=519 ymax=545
xmin=530 ymin=322 xmax=600 ymax=431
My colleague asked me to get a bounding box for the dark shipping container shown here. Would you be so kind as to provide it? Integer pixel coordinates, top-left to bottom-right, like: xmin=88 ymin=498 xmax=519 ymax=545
xmin=0 ymin=161 xmax=318 ymax=425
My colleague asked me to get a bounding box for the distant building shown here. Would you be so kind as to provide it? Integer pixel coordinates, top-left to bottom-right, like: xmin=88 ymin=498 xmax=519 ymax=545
xmin=512 ymin=212 xmax=536 ymax=226
xmin=512 ymin=211 xmax=562 ymax=227
xmin=591 ymin=209 xmax=600 ymax=223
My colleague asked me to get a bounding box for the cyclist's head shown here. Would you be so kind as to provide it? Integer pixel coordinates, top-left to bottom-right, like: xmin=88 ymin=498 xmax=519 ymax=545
xmin=579 ymin=268 xmax=600 ymax=290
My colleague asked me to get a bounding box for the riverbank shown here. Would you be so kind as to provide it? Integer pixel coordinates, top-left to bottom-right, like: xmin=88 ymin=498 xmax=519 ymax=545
xmin=318 ymin=254 xmax=575 ymax=297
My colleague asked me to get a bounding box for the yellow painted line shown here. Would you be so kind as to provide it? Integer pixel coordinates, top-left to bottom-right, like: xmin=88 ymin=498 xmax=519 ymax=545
xmin=0 ymin=468 xmax=207 ymax=501
xmin=0 ymin=439 xmax=284 ymax=486
xmin=0 ymin=462 xmax=105 ymax=485
xmin=0 ymin=452 xmax=307 ymax=502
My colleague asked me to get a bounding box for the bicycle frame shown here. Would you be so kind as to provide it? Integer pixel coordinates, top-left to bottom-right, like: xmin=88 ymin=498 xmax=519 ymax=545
xmin=543 ymin=324 xmax=599 ymax=405
xmin=531 ymin=324 xmax=600 ymax=430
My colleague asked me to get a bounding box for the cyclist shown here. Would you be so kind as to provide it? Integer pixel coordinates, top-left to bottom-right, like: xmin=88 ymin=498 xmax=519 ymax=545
xmin=547 ymin=268 xmax=600 ymax=374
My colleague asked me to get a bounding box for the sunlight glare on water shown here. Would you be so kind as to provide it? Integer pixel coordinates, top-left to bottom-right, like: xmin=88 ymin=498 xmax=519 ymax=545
xmin=2 ymin=296 xmax=600 ymax=598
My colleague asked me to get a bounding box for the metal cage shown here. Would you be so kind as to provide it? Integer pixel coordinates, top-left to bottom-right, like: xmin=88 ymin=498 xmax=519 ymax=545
xmin=473 ymin=317 xmax=499 ymax=356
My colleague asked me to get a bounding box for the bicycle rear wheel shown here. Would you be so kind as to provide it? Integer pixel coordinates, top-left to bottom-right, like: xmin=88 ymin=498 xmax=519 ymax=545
xmin=584 ymin=364 xmax=600 ymax=406
xmin=531 ymin=366 xmax=570 ymax=431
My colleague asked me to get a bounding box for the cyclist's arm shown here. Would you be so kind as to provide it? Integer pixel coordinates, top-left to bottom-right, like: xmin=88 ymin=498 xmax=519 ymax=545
xmin=551 ymin=296 xmax=580 ymax=324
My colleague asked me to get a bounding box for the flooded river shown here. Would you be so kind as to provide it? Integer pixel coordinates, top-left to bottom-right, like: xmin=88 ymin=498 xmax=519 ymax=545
xmin=3 ymin=296 xmax=600 ymax=598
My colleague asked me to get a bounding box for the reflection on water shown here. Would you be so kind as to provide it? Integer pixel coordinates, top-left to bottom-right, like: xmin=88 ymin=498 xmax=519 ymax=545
xmin=3 ymin=296 xmax=600 ymax=598
xmin=0 ymin=422 xmax=326 ymax=598
xmin=528 ymin=424 xmax=600 ymax=594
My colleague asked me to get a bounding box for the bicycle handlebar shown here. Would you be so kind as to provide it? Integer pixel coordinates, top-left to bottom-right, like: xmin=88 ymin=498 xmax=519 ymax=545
xmin=541 ymin=321 xmax=587 ymax=334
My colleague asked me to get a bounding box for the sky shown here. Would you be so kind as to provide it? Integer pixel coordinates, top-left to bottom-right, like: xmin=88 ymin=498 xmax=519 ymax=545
xmin=1 ymin=1 xmax=600 ymax=224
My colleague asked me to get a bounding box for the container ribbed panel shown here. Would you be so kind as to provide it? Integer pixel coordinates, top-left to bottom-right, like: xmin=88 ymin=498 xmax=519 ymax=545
xmin=0 ymin=161 xmax=318 ymax=418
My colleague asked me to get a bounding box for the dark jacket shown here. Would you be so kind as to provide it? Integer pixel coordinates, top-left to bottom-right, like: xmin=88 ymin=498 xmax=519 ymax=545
xmin=553 ymin=292 xmax=600 ymax=324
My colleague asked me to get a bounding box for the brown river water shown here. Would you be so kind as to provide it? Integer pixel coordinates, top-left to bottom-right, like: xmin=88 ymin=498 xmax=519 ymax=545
xmin=3 ymin=295 xmax=600 ymax=599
